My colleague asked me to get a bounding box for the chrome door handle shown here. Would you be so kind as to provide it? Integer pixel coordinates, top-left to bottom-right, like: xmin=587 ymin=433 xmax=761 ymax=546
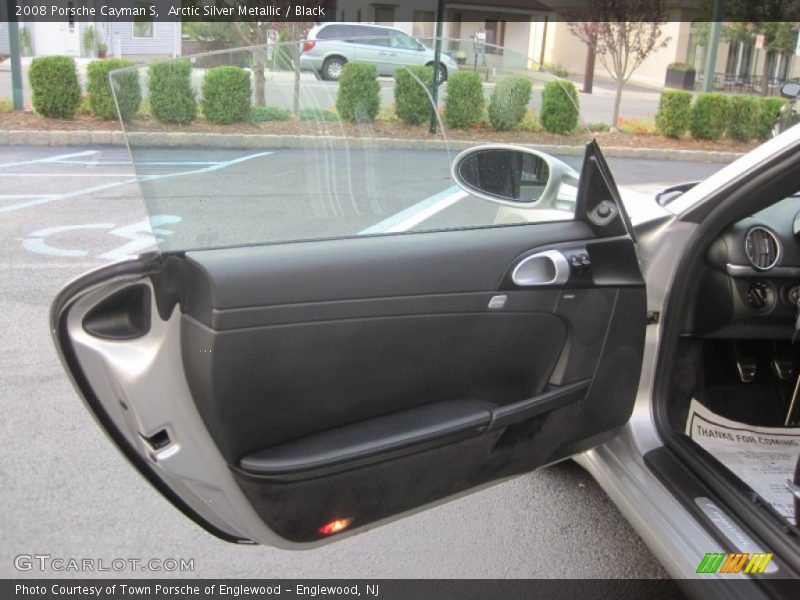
xmin=512 ymin=250 xmax=570 ymax=286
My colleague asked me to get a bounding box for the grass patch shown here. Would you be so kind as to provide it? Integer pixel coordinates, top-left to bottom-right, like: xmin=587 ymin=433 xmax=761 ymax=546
xmin=251 ymin=106 xmax=292 ymax=123
xmin=298 ymin=108 xmax=340 ymax=121
xmin=616 ymin=116 xmax=657 ymax=136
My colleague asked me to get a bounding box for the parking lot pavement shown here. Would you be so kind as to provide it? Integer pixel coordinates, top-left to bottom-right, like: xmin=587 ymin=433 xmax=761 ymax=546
xmin=0 ymin=144 xmax=725 ymax=580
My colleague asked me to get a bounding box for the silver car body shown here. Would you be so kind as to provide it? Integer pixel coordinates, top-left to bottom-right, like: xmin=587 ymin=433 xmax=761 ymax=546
xmin=299 ymin=22 xmax=459 ymax=80
xmin=578 ymin=127 xmax=800 ymax=583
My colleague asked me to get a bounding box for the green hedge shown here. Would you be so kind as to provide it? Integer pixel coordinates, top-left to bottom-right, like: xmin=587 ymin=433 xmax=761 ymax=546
xmin=488 ymin=76 xmax=532 ymax=131
xmin=28 ymin=56 xmax=81 ymax=119
xmin=394 ymin=65 xmax=433 ymax=125
xmin=756 ymin=97 xmax=787 ymax=140
xmin=726 ymin=95 xmax=759 ymax=142
xmin=87 ymin=59 xmax=140 ymax=120
xmin=336 ymin=62 xmax=380 ymax=123
xmin=201 ymin=66 xmax=251 ymax=124
xmin=147 ymin=60 xmax=197 ymax=124
xmin=540 ymin=80 xmax=579 ymax=134
xmin=444 ymin=71 xmax=485 ymax=129
xmin=655 ymin=90 xmax=691 ymax=138
xmin=689 ymin=93 xmax=729 ymax=140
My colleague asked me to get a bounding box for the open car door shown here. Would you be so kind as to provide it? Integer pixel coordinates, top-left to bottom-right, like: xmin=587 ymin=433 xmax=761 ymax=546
xmin=51 ymin=44 xmax=646 ymax=547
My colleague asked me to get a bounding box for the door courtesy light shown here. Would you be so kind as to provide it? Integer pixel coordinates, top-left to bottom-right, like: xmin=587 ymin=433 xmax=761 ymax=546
xmin=318 ymin=518 xmax=352 ymax=536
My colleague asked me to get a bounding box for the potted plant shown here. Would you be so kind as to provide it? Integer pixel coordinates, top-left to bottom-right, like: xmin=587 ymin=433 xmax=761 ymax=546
xmin=454 ymin=50 xmax=468 ymax=66
xmin=97 ymin=43 xmax=108 ymax=59
xmin=19 ymin=27 xmax=32 ymax=56
xmin=82 ymin=24 xmax=98 ymax=57
xmin=665 ymin=62 xmax=696 ymax=90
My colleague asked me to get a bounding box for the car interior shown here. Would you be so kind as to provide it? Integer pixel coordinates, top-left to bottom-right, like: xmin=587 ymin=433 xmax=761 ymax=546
xmin=663 ymin=192 xmax=800 ymax=538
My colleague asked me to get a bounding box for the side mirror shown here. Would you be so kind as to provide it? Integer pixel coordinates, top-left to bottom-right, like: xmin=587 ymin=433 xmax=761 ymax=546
xmin=781 ymin=80 xmax=800 ymax=98
xmin=451 ymin=145 xmax=578 ymax=208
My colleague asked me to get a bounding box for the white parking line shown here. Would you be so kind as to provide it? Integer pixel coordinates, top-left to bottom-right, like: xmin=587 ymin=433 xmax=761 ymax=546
xmin=0 ymin=150 xmax=274 ymax=213
xmin=50 ymin=160 xmax=219 ymax=166
xmin=359 ymin=185 xmax=468 ymax=235
xmin=0 ymin=150 xmax=98 ymax=169
xmin=1 ymin=173 xmax=135 ymax=178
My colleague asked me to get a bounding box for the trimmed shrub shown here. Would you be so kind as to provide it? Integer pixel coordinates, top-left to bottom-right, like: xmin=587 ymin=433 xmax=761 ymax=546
xmin=540 ymin=79 xmax=579 ymax=134
xmin=28 ymin=56 xmax=81 ymax=118
xmin=756 ymin=97 xmax=788 ymax=140
xmin=655 ymin=90 xmax=691 ymax=138
xmin=250 ymin=106 xmax=291 ymax=123
xmin=689 ymin=93 xmax=729 ymax=140
xmin=394 ymin=65 xmax=434 ymax=125
xmin=726 ymin=95 xmax=759 ymax=142
xmin=201 ymin=66 xmax=251 ymax=124
xmin=519 ymin=109 xmax=543 ymax=132
xmin=488 ymin=76 xmax=532 ymax=131
xmin=87 ymin=59 xmax=140 ymax=120
xmin=147 ymin=60 xmax=197 ymax=125
xmin=444 ymin=71 xmax=485 ymax=129
xmin=336 ymin=62 xmax=380 ymax=123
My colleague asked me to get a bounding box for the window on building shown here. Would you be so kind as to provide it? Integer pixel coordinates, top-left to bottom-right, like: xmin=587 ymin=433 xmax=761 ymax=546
xmin=133 ymin=2 xmax=154 ymax=39
xmin=413 ymin=12 xmax=435 ymax=40
xmin=485 ymin=20 xmax=505 ymax=55
xmin=374 ymin=6 xmax=395 ymax=25
xmin=686 ymin=22 xmax=708 ymax=80
xmin=725 ymin=40 xmax=755 ymax=83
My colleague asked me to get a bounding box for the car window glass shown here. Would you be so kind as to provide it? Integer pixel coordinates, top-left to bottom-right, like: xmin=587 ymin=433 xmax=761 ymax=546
xmin=316 ymin=25 xmax=342 ymax=40
xmin=391 ymin=32 xmax=421 ymax=51
xmin=361 ymin=27 xmax=390 ymax=47
xmin=110 ymin=40 xmax=588 ymax=253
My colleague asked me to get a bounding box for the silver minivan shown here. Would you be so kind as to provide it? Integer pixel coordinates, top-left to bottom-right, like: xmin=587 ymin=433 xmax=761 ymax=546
xmin=299 ymin=22 xmax=459 ymax=82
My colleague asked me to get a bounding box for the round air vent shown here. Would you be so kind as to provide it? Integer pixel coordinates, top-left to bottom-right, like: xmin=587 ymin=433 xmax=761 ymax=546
xmin=744 ymin=226 xmax=781 ymax=271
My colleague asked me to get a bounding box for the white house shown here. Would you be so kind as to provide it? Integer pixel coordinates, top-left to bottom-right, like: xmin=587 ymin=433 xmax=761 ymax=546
xmin=8 ymin=1 xmax=180 ymax=60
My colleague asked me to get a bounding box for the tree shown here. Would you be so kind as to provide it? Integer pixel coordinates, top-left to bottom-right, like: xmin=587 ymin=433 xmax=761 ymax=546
xmin=722 ymin=1 xmax=800 ymax=94
xmin=271 ymin=22 xmax=314 ymax=116
xmin=183 ymin=2 xmax=317 ymax=112
xmin=232 ymin=21 xmax=272 ymax=107
xmin=222 ymin=3 xmax=313 ymax=113
xmin=566 ymin=0 xmax=670 ymax=127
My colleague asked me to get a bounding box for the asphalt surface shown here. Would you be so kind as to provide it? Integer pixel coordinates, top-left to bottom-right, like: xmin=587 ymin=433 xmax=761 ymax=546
xmin=0 ymin=144 xmax=726 ymax=579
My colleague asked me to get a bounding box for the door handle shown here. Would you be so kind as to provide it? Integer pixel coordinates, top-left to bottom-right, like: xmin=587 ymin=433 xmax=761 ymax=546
xmin=512 ymin=250 xmax=570 ymax=286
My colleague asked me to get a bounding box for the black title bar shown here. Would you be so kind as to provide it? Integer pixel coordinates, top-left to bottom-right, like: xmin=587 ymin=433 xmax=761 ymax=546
xmin=2 ymin=0 xmax=800 ymax=23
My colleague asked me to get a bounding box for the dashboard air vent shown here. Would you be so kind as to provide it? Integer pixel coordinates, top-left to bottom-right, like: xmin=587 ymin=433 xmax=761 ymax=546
xmin=744 ymin=226 xmax=781 ymax=271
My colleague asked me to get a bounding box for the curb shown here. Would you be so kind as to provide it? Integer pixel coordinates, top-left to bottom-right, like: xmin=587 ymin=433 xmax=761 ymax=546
xmin=0 ymin=130 xmax=744 ymax=163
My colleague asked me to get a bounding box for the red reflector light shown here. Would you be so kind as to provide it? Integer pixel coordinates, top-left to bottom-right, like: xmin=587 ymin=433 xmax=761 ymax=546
xmin=318 ymin=518 xmax=352 ymax=536
xmin=302 ymin=40 xmax=315 ymax=53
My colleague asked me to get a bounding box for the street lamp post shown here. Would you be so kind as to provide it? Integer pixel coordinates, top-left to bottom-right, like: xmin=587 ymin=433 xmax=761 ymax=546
xmin=702 ymin=0 xmax=724 ymax=93
xmin=7 ymin=0 xmax=24 ymax=110
xmin=428 ymin=0 xmax=445 ymax=135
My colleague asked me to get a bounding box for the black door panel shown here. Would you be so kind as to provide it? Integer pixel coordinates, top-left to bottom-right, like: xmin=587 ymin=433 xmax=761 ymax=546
xmin=183 ymin=311 xmax=568 ymax=462
xmin=171 ymin=219 xmax=645 ymax=541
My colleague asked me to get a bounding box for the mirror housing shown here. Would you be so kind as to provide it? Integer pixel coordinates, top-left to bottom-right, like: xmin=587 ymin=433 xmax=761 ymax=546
xmin=781 ymin=80 xmax=800 ymax=99
xmin=451 ymin=145 xmax=579 ymax=209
